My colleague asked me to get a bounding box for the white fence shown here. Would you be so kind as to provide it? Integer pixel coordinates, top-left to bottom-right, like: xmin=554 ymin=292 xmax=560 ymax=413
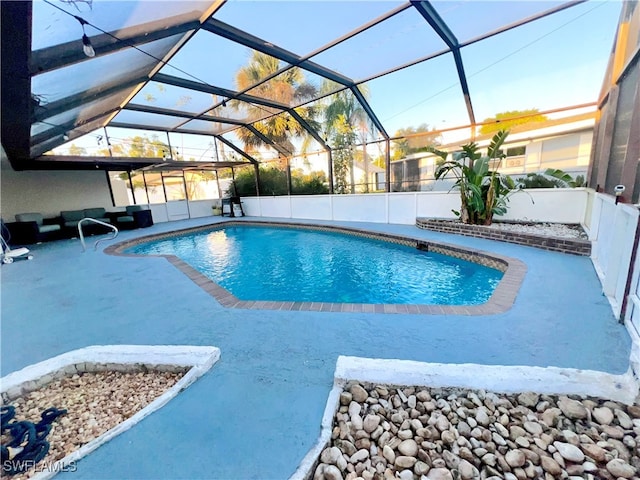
xmin=241 ymin=189 xmax=589 ymax=225
xmin=585 ymin=192 xmax=640 ymax=377
xmin=147 ymin=199 xmax=218 ymax=223
xmin=626 ymin=241 xmax=640 ymax=375
xmin=587 ymin=193 xmax=640 ymax=320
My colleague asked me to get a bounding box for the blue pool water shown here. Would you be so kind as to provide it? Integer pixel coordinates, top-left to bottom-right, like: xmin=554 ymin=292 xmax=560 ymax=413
xmin=126 ymin=226 xmax=503 ymax=305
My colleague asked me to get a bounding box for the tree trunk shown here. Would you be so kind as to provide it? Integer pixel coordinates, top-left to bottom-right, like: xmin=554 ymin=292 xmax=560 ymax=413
xmin=484 ymin=175 xmax=496 ymax=225
xmin=460 ymin=191 xmax=470 ymax=224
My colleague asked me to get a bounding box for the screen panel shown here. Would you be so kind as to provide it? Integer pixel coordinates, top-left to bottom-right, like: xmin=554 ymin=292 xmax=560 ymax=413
xmin=32 ymin=34 xmax=184 ymax=103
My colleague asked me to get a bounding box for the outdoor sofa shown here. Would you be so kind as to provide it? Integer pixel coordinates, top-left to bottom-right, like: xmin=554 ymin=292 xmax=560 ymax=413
xmin=4 ymin=213 xmax=63 ymax=244
xmin=6 ymin=206 xmax=153 ymax=245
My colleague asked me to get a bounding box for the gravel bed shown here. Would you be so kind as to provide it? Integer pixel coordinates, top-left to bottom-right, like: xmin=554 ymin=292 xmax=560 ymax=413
xmin=315 ymin=382 xmax=640 ymax=480
xmin=486 ymin=222 xmax=588 ymax=240
xmin=1 ymin=370 xmax=186 ymax=479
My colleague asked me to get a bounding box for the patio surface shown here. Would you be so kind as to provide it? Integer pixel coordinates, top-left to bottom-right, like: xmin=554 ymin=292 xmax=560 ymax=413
xmin=0 ymin=216 xmax=631 ymax=479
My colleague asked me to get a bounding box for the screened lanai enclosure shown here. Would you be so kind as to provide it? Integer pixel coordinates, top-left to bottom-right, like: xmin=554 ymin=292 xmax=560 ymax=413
xmin=0 ymin=0 xmax=632 ymax=202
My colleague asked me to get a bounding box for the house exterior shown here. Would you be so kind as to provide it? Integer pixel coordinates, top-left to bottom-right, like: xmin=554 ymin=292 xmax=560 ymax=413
xmin=390 ymin=112 xmax=596 ymax=192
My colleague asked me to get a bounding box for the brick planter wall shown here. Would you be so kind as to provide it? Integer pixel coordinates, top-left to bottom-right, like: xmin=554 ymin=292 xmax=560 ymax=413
xmin=416 ymin=218 xmax=591 ymax=256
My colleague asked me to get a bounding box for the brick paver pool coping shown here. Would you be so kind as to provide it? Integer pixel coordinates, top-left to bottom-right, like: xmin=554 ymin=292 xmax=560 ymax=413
xmin=105 ymin=220 xmax=527 ymax=315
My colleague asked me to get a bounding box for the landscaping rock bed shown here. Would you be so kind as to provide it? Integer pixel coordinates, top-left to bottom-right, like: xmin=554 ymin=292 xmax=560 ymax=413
xmin=2 ymin=369 xmax=186 ymax=479
xmin=415 ymin=219 xmax=591 ymax=256
xmin=314 ymin=382 xmax=640 ymax=480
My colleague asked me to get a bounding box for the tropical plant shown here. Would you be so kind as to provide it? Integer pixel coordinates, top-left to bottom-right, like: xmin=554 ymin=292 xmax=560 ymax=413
xmin=516 ymin=168 xmax=585 ymax=189
xmin=322 ymin=85 xmax=371 ymax=194
xmin=330 ymin=115 xmax=357 ymax=194
xmin=429 ymin=130 xmax=514 ymax=225
xmin=234 ymin=52 xmax=320 ymax=158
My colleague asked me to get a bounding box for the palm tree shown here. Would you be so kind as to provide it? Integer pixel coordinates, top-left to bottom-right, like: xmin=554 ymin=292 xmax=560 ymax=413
xmin=234 ymin=52 xmax=320 ymax=159
xmin=322 ymin=83 xmax=372 ymax=193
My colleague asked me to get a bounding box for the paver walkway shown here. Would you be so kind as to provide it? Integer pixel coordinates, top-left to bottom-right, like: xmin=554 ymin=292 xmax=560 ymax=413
xmin=0 ymin=217 xmax=631 ymax=479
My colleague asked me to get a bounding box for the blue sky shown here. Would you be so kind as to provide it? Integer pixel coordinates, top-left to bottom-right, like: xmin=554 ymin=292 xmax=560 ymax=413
xmin=37 ymin=0 xmax=623 ymax=158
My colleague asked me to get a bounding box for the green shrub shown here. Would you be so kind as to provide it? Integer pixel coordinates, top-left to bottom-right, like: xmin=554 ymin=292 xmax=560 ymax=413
xmin=292 ymin=172 xmax=329 ymax=195
xmin=515 ymin=169 xmax=585 ymax=189
xmin=226 ymin=167 xmax=329 ymax=196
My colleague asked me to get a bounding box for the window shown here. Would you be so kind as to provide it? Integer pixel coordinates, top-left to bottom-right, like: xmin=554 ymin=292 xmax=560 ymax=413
xmin=506 ymin=146 xmax=526 ymax=157
xmin=495 ymin=146 xmax=526 ymax=158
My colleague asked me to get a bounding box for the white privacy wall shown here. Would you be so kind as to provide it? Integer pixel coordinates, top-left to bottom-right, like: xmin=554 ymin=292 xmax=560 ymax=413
xmin=498 ymin=188 xmax=589 ymax=223
xmin=291 ymin=195 xmax=332 ymax=219
xmin=241 ymin=189 xmax=589 ymax=225
xmin=333 ymin=195 xmax=387 ymax=223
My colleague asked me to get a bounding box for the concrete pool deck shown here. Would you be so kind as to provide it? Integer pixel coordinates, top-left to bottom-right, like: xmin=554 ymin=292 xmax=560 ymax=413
xmin=0 ymin=216 xmax=632 ymax=479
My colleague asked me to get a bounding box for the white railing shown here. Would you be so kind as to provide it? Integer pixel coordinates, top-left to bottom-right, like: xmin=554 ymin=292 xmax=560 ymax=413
xmin=78 ymin=218 xmax=118 ymax=252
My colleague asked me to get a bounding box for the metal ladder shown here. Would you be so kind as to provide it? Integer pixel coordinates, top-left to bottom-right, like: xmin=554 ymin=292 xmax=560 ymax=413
xmin=78 ymin=218 xmax=119 ymax=252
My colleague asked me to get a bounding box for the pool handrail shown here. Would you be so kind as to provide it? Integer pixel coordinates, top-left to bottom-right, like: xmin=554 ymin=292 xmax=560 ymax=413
xmin=78 ymin=218 xmax=119 ymax=252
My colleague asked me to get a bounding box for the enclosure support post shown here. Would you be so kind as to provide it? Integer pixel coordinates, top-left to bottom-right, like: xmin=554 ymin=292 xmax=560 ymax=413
xmin=254 ymin=163 xmax=261 ymax=196
xmin=215 ymin=170 xmax=221 ymax=199
xmin=127 ymin=170 xmax=137 ymax=204
xmin=385 ymin=138 xmax=391 ymax=193
xmin=166 ymin=132 xmax=174 ymax=160
xmin=328 ymin=149 xmax=334 ymax=194
xmin=142 ymin=171 xmax=150 ymax=204
xmin=231 ymin=167 xmax=236 ymax=196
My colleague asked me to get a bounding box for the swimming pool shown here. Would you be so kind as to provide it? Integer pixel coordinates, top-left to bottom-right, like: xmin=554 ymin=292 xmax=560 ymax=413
xmin=125 ymin=224 xmax=503 ymax=306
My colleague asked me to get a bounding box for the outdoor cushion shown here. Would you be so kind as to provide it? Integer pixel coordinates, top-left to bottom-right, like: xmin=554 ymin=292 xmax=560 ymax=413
xmin=15 ymin=213 xmax=44 ymax=225
xmin=116 ymin=206 xmax=145 ymax=224
xmin=38 ymin=224 xmax=61 ymax=233
xmin=83 ymin=208 xmax=106 ymax=218
xmin=114 ymin=206 xmax=151 ymax=229
xmin=15 ymin=213 xmax=61 ymax=233
xmin=11 ymin=213 xmax=62 ymax=243
xmin=83 ymin=207 xmax=110 ymax=224
xmin=126 ymin=205 xmax=144 ymax=214
xmin=60 ymin=210 xmax=85 ymax=228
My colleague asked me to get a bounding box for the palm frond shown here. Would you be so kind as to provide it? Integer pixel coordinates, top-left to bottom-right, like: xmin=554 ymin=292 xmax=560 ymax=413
xmin=487 ymin=129 xmax=509 ymax=159
xmin=426 ymin=145 xmax=448 ymax=162
xmin=543 ymin=168 xmax=577 ymax=187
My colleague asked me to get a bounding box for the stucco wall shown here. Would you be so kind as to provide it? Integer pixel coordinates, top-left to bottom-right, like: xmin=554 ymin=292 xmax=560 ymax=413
xmin=1 ymin=166 xmax=113 ymax=221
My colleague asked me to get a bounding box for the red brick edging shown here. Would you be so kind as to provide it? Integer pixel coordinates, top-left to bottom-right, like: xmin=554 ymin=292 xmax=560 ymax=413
xmin=416 ymin=218 xmax=591 ymax=256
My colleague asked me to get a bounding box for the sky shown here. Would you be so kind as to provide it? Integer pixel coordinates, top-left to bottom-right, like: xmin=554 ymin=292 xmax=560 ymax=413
xmin=32 ymin=0 xmax=623 ymax=160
